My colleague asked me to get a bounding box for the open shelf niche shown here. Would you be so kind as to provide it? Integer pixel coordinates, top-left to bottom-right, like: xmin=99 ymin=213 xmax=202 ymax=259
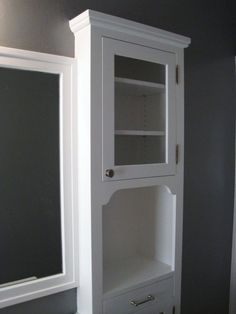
xmin=102 ymin=185 xmax=175 ymax=297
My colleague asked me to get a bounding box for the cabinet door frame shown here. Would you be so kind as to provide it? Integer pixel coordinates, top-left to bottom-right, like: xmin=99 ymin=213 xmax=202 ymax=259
xmin=102 ymin=37 xmax=176 ymax=181
xmin=0 ymin=46 xmax=78 ymax=309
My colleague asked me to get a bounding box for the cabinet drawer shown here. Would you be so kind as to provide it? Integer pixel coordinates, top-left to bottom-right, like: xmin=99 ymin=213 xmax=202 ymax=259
xmin=103 ymin=278 xmax=173 ymax=314
xmin=133 ymin=300 xmax=173 ymax=314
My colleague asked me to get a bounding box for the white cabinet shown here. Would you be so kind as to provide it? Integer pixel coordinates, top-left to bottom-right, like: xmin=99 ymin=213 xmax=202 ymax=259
xmin=70 ymin=10 xmax=190 ymax=314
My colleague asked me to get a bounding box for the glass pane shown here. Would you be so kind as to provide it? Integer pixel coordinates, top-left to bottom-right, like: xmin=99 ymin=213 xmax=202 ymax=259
xmin=114 ymin=56 xmax=166 ymax=166
xmin=115 ymin=135 xmax=165 ymax=165
xmin=0 ymin=67 xmax=62 ymax=286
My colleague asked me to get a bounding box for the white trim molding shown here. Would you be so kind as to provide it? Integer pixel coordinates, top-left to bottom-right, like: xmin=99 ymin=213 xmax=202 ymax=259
xmin=69 ymin=10 xmax=190 ymax=49
xmin=230 ymin=58 xmax=236 ymax=313
xmin=0 ymin=46 xmax=78 ymax=308
xmin=230 ymin=167 xmax=236 ymax=314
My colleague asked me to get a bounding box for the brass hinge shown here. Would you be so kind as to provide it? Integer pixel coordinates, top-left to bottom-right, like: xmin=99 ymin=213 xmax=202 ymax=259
xmin=176 ymin=65 xmax=179 ymax=84
xmin=172 ymin=305 xmax=176 ymax=314
xmin=176 ymin=144 xmax=179 ymax=164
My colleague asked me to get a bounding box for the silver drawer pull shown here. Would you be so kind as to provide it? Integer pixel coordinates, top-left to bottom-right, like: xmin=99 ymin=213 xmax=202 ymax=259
xmin=130 ymin=294 xmax=155 ymax=307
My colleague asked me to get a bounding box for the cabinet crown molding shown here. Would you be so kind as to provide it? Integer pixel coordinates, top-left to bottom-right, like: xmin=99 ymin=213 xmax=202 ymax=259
xmin=69 ymin=9 xmax=191 ymax=48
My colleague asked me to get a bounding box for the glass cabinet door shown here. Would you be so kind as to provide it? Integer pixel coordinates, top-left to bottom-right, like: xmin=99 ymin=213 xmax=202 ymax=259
xmin=102 ymin=37 xmax=176 ymax=181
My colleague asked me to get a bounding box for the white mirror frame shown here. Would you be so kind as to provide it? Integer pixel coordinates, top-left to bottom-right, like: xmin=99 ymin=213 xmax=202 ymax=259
xmin=0 ymin=46 xmax=78 ymax=308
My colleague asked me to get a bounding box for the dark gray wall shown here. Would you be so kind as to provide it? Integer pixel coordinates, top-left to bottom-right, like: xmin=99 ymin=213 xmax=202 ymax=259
xmin=0 ymin=0 xmax=235 ymax=313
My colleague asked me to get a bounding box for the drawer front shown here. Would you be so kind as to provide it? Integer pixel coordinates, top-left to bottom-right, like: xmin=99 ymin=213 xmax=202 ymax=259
xmin=134 ymin=299 xmax=173 ymax=314
xmin=103 ymin=278 xmax=173 ymax=314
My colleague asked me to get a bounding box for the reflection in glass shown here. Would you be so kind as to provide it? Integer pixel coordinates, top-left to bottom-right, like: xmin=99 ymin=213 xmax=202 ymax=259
xmin=114 ymin=56 xmax=166 ymax=166
xmin=0 ymin=68 xmax=62 ymax=285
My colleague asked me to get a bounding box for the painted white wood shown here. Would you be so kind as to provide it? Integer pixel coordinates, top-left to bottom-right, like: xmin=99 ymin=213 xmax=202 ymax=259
xmin=230 ymin=202 xmax=236 ymax=314
xmin=0 ymin=45 xmax=73 ymax=65
xmin=229 ymin=59 xmax=236 ymax=314
xmin=0 ymin=277 xmax=37 ymax=289
xmin=70 ymin=9 xmax=190 ymax=314
xmin=115 ymin=87 xmax=165 ymax=134
xmin=230 ymin=201 xmax=236 ymax=314
xmin=0 ymin=47 xmax=78 ymax=308
xmin=74 ymin=25 xmax=94 ymax=314
xmin=173 ymin=48 xmax=185 ymax=314
xmin=103 ymin=257 xmax=173 ymax=297
xmin=69 ymin=10 xmax=190 ymax=49
xmin=103 ymin=277 xmax=173 ymax=314
xmin=128 ymin=299 xmax=172 ymax=314
xmin=115 ymin=77 xmax=165 ymax=92
xmin=102 ymin=185 xmax=175 ymax=302
xmin=103 ymin=186 xmax=174 ymax=269
xmin=102 ymin=36 xmax=176 ymax=181
xmin=115 ymin=130 xmax=165 ymax=136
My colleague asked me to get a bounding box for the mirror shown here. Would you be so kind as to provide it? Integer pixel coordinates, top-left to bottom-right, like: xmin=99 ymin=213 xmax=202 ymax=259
xmin=0 ymin=68 xmax=62 ymax=286
xmin=0 ymin=47 xmax=77 ymax=308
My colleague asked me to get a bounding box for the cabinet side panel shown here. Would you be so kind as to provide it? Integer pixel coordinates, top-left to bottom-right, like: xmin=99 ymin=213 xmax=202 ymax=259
xmin=75 ymin=26 xmax=93 ymax=314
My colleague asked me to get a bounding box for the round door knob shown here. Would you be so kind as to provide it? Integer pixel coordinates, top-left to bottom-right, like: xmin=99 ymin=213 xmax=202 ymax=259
xmin=105 ymin=169 xmax=114 ymax=178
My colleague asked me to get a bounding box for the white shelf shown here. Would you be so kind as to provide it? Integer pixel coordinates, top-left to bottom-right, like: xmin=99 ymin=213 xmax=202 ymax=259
xmin=115 ymin=130 xmax=165 ymax=136
xmin=103 ymin=256 xmax=173 ymax=298
xmin=115 ymin=77 xmax=165 ymax=90
xmin=115 ymin=77 xmax=165 ymax=96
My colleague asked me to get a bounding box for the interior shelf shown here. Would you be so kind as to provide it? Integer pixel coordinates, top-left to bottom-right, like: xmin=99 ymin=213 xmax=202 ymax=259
xmin=103 ymin=256 xmax=173 ymax=297
xmin=115 ymin=130 xmax=165 ymax=136
xmin=115 ymin=77 xmax=165 ymax=96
